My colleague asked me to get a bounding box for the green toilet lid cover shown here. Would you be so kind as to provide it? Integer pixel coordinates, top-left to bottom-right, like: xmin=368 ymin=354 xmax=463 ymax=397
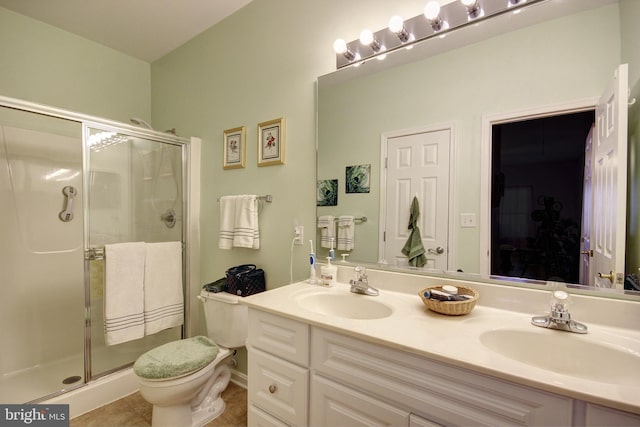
xmin=133 ymin=336 xmax=219 ymax=380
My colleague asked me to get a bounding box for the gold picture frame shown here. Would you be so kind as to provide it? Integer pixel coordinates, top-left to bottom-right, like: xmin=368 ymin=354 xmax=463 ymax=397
xmin=258 ymin=117 xmax=285 ymax=166
xmin=223 ymin=126 xmax=246 ymax=169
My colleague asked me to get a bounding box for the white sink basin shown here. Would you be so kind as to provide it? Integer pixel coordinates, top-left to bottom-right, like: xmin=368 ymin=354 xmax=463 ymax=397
xmin=295 ymin=292 xmax=393 ymax=320
xmin=479 ymin=329 xmax=640 ymax=386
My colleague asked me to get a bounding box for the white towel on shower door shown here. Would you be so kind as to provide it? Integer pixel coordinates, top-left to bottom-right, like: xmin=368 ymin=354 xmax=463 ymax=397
xmin=104 ymin=242 xmax=146 ymax=346
xmin=144 ymin=241 xmax=184 ymax=335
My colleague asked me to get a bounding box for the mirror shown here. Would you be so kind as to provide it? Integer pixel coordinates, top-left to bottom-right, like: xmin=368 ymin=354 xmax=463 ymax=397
xmin=317 ymin=0 xmax=640 ymax=298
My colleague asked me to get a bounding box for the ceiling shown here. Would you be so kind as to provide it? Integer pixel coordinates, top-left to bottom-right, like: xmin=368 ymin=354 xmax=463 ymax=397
xmin=0 ymin=0 xmax=253 ymax=62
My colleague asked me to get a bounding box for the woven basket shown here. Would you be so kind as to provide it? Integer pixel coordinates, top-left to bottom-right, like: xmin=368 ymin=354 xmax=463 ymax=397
xmin=419 ymin=285 xmax=479 ymax=316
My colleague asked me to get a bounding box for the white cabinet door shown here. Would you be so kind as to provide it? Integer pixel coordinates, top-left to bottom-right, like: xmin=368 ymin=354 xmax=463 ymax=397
xmin=248 ymin=347 xmax=308 ymax=427
xmin=310 ymin=374 xmax=410 ymax=427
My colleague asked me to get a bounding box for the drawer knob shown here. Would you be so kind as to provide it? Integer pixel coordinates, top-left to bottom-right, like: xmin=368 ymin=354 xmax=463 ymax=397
xmin=268 ymin=384 xmax=277 ymax=394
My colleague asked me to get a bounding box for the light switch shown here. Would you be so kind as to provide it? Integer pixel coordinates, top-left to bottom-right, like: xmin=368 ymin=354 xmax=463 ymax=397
xmin=461 ymin=213 xmax=477 ymax=228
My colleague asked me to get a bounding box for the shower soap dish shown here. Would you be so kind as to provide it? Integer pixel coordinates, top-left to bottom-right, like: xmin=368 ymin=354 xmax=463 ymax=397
xmin=419 ymin=285 xmax=479 ymax=316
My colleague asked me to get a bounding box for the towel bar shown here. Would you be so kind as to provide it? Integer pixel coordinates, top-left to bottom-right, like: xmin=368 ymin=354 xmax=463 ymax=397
xmin=322 ymin=216 xmax=367 ymax=223
xmin=217 ymin=194 xmax=273 ymax=203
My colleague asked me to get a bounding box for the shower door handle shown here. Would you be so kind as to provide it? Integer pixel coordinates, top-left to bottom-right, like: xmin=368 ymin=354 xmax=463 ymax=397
xmin=59 ymin=186 xmax=77 ymax=222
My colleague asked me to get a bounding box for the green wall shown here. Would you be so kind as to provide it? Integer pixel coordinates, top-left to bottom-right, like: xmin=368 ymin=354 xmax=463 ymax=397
xmin=0 ymin=6 xmax=151 ymax=123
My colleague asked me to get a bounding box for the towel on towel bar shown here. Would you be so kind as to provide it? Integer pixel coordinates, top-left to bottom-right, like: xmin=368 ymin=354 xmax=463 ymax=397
xmin=219 ymin=196 xmax=236 ymax=249
xmin=337 ymin=215 xmax=355 ymax=251
xmin=219 ymin=195 xmax=260 ymax=249
xmin=144 ymin=241 xmax=184 ymax=335
xmin=233 ymin=195 xmax=260 ymax=249
xmin=104 ymin=242 xmax=146 ymax=345
xmin=317 ymin=215 xmax=335 ymax=248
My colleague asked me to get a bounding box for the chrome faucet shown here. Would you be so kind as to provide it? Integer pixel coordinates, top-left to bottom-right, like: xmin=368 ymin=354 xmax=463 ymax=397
xmin=531 ymin=290 xmax=587 ymax=334
xmin=349 ymin=266 xmax=379 ymax=296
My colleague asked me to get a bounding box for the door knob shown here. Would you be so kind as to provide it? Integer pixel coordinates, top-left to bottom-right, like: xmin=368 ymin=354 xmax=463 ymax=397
xmin=428 ymin=247 xmax=445 ymax=255
xmin=597 ymin=271 xmax=615 ymax=281
xmin=580 ymin=249 xmax=593 ymax=257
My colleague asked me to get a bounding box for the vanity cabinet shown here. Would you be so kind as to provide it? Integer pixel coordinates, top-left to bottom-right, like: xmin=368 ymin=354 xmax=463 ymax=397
xmin=247 ymin=310 xmax=309 ymax=427
xmin=311 ymin=328 xmax=571 ymax=427
xmin=246 ymin=308 xmax=639 ymax=426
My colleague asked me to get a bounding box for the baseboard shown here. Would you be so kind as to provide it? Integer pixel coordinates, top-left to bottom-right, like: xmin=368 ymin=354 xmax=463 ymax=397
xmin=230 ymin=369 xmax=247 ymax=389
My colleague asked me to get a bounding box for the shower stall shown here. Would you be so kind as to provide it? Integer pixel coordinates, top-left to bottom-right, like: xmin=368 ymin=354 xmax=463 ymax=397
xmin=0 ymin=96 xmax=193 ymax=404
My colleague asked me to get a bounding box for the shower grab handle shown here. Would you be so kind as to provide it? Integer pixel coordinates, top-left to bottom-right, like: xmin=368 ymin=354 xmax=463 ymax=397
xmin=59 ymin=186 xmax=77 ymax=222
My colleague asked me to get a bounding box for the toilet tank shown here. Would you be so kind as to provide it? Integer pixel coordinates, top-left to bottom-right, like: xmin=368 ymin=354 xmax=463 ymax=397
xmin=199 ymin=290 xmax=248 ymax=349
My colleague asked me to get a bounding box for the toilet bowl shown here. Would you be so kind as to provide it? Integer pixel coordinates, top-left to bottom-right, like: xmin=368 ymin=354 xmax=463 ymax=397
xmin=134 ymin=290 xmax=248 ymax=427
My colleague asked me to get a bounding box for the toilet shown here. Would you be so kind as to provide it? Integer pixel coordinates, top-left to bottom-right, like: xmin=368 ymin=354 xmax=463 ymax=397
xmin=133 ymin=290 xmax=248 ymax=427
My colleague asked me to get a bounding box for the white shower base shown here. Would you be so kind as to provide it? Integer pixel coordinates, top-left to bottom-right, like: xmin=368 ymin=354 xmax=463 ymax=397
xmin=44 ymin=368 xmax=138 ymax=419
xmin=0 ymin=353 xmax=84 ymax=404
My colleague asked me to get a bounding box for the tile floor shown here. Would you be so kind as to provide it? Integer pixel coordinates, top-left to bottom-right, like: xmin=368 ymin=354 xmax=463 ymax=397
xmin=69 ymin=382 xmax=247 ymax=427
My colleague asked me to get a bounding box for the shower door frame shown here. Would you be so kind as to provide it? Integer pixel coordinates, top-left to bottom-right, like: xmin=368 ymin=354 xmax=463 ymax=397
xmin=0 ymin=95 xmax=193 ymax=400
xmin=81 ymin=121 xmax=190 ymax=382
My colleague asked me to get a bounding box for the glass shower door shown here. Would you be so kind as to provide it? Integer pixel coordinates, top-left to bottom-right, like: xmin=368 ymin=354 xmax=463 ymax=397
xmin=0 ymin=107 xmax=85 ymax=403
xmin=85 ymin=126 xmax=184 ymax=377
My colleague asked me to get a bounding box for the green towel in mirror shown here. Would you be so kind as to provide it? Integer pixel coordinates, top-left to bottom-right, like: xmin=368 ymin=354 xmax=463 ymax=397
xmin=401 ymin=196 xmax=427 ymax=267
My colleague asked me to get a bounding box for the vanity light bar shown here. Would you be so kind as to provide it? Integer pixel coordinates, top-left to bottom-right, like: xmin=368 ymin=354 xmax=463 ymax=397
xmin=334 ymin=0 xmax=544 ymax=69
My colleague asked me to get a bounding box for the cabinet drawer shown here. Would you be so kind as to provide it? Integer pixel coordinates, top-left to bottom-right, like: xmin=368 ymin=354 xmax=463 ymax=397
xmin=248 ymin=404 xmax=291 ymax=427
xmin=584 ymin=403 xmax=640 ymax=426
xmin=312 ymin=327 xmax=572 ymax=426
xmin=248 ymin=347 xmax=308 ymax=426
xmin=248 ymin=309 xmax=309 ymax=366
xmin=310 ymin=373 xmax=409 ymax=427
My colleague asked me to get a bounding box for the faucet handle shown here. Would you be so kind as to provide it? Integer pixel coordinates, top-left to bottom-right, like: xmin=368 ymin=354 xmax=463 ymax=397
xmin=354 ymin=266 xmax=367 ymax=281
xmin=551 ymin=290 xmax=570 ymax=310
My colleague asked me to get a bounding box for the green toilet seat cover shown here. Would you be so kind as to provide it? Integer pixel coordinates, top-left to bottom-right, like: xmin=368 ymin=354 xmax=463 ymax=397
xmin=134 ymin=336 xmax=219 ymax=380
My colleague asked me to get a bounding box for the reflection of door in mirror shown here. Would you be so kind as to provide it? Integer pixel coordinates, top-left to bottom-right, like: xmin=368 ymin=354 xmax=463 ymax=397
xmin=489 ymin=110 xmax=594 ymax=285
xmin=580 ymin=126 xmax=595 ymax=286
xmin=380 ymin=125 xmax=452 ymax=270
xmin=486 ymin=65 xmax=628 ymax=288
xmin=592 ymin=64 xmax=628 ymax=289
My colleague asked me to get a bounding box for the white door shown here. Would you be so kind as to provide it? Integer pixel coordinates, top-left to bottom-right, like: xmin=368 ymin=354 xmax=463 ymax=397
xmin=580 ymin=125 xmax=594 ymax=286
xmin=592 ymin=64 xmax=628 ymax=289
xmin=381 ymin=127 xmax=451 ymax=269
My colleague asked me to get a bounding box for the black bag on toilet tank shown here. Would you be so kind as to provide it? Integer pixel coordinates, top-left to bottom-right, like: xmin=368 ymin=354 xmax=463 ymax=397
xmin=225 ymin=264 xmax=266 ymax=296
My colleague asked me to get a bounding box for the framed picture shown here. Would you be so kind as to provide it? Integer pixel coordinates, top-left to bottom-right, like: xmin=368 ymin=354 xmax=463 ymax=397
xmin=258 ymin=118 xmax=285 ymax=166
xmin=346 ymin=164 xmax=371 ymax=193
xmin=317 ymin=179 xmax=338 ymax=206
xmin=223 ymin=126 xmax=246 ymax=169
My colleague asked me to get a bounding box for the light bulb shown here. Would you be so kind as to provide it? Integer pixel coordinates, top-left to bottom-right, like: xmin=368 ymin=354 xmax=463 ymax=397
xmin=333 ymin=38 xmax=347 ymax=54
xmin=424 ymin=1 xmax=441 ymax=20
xmin=461 ymin=0 xmax=477 ymax=6
xmin=388 ymin=16 xmax=404 ymax=33
xmin=359 ymin=29 xmax=374 ymax=46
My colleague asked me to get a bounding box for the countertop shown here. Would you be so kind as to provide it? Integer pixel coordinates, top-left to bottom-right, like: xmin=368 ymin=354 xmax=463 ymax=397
xmin=241 ymin=277 xmax=640 ymax=415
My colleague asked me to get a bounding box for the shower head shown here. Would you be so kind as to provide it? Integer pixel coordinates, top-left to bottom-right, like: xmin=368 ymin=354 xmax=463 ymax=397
xmin=130 ymin=117 xmax=154 ymax=130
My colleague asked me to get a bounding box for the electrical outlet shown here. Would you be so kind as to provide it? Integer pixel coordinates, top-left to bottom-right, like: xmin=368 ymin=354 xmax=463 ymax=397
xmin=294 ymin=225 xmax=304 ymax=245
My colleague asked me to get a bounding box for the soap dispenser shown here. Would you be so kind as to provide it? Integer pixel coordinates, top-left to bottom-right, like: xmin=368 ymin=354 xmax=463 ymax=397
xmin=320 ymin=257 xmax=337 ymax=287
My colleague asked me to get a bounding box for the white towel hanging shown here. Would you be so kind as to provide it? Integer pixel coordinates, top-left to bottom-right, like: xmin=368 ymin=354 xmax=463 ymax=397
xmin=144 ymin=241 xmax=184 ymax=335
xmin=104 ymin=242 xmax=146 ymax=345
xmin=337 ymin=215 xmax=355 ymax=251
